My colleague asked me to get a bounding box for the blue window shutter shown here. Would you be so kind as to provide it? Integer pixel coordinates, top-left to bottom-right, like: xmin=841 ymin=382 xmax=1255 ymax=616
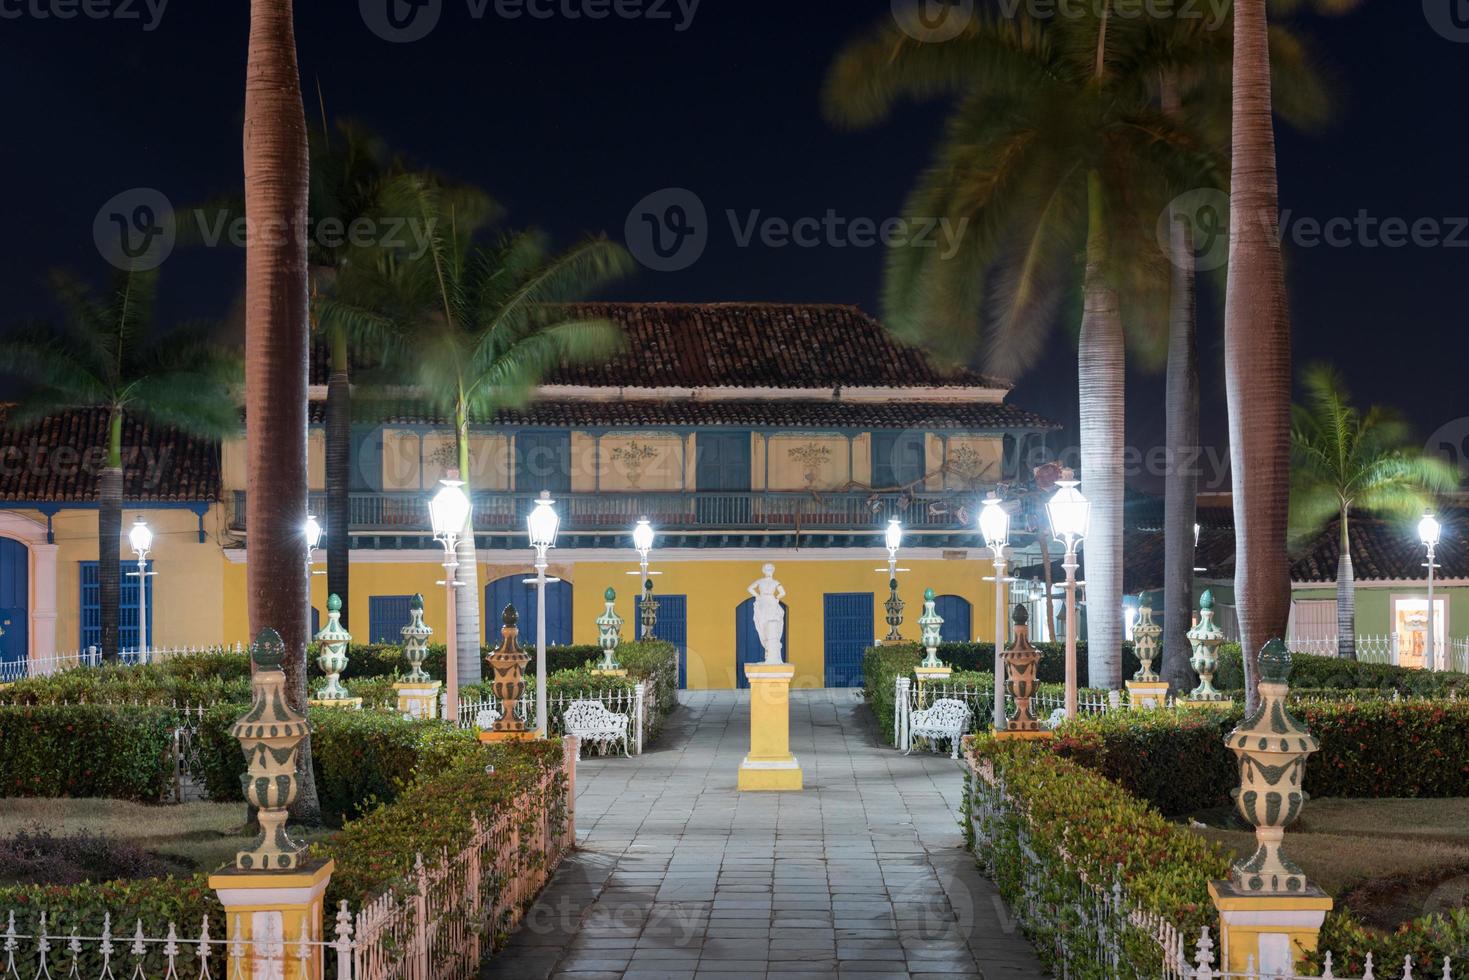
xmin=0 ymin=539 xmax=29 ymax=674
xmin=935 ymin=595 xmax=973 ymax=644
xmin=485 ymin=576 xmax=573 ymax=648
xmin=823 ymin=592 xmax=874 ymax=688
xmin=872 ymin=431 xmax=926 ymax=488
xmin=515 ymin=431 xmax=572 ymax=494
xmin=367 ymin=595 xmax=414 ymax=644
xmin=637 ymin=594 xmax=687 ymax=688
xmin=79 ymin=560 xmax=152 ymax=653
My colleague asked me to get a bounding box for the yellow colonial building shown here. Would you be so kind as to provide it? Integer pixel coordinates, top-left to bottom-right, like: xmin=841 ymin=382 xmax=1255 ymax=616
xmin=0 ymin=303 xmax=1056 ymax=689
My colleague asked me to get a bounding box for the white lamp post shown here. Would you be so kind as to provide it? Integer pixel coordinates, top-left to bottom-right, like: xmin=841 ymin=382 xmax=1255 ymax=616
xmin=629 ymin=517 xmax=660 ymax=639
xmin=127 ymin=516 xmax=154 ymax=657
xmin=1046 ymin=469 xmax=1090 ymax=719
xmin=303 ymin=514 xmax=324 ymax=653
xmin=879 ymin=518 xmax=907 ymax=643
xmin=527 ymin=491 xmax=561 ymax=736
xmin=429 ymin=477 xmax=472 ymax=722
xmin=979 ymin=492 xmax=1011 ymax=730
xmin=1419 ymin=511 xmax=1442 ymax=671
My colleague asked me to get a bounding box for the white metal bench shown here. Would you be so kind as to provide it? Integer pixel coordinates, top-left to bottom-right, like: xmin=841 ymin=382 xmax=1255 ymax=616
xmin=473 ymin=706 xmax=501 ymax=729
xmin=562 ymin=699 xmax=630 ymax=757
xmin=905 ymin=698 xmax=972 ymax=759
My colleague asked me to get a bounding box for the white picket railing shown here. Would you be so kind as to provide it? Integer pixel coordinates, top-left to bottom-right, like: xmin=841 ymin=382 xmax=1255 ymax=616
xmin=893 ymin=676 xmax=1123 ymax=751
xmin=456 ymin=681 xmax=650 ymax=755
xmin=0 ymin=644 xmax=244 ymax=683
xmin=0 ymin=738 xmax=578 ymax=980
xmin=1284 ymin=634 xmax=1396 ymax=663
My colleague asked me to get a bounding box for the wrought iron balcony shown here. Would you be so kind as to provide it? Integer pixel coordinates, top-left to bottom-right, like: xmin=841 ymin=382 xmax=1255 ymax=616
xmin=227 ymin=489 xmax=982 ymax=536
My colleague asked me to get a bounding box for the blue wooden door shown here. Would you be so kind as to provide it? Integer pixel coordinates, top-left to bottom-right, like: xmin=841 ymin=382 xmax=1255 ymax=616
xmin=79 ymin=560 xmax=153 ymax=654
xmin=695 ymin=432 xmax=751 ymax=524
xmin=638 ymin=594 xmax=688 ymax=688
xmin=935 ymin=595 xmax=973 ymax=644
xmin=485 ymin=575 xmax=572 ymax=648
xmin=0 ymin=539 xmax=27 ymax=679
xmin=823 ymin=592 xmax=874 ymax=688
xmin=735 ymin=597 xmax=787 ymax=689
xmin=368 ymin=595 xmax=414 ymax=644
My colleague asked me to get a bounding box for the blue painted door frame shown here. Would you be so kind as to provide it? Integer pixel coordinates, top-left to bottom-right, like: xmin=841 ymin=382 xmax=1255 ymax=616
xmin=638 ymin=594 xmax=688 ymax=688
xmin=934 ymin=595 xmax=973 ymax=644
xmin=735 ymin=597 xmax=787 ymax=689
xmin=485 ymin=575 xmax=572 ymax=648
xmin=823 ymin=592 xmax=874 ymax=688
xmin=79 ymin=560 xmax=153 ymax=653
xmin=0 ymin=539 xmax=27 ymax=676
xmin=368 ymin=595 xmax=415 ymax=644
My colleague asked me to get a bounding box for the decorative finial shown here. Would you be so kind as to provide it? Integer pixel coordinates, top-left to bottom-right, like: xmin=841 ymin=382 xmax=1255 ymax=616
xmin=924 ymin=587 xmax=935 ymax=601
xmin=502 ymin=603 xmax=518 ymax=629
xmin=251 ymin=627 xmax=285 ymax=670
xmin=410 ymin=592 xmax=424 ymax=610
xmin=1012 ymin=603 xmax=1029 ymax=627
xmin=605 ymin=586 xmax=616 ymax=602
xmin=1258 ymin=638 xmax=1292 ymax=684
xmin=1199 ymin=589 xmax=1214 ymax=611
xmin=327 ymin=593 xmax=342 ymax=613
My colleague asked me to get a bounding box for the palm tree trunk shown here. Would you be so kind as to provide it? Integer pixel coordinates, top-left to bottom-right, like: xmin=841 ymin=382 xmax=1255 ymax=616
xmin=455 ymin=414 xmax=482 ymax=686
xmin=1161 ymin=75 xmax=1200 ymax=694
xmin=98 ymin=410 xmax=124 ymax=662
xmin=245 ymin=0 xmax=320 ymax=824
xmin=1337 ymin=514 xmax=1355 ymax=660
xmin=1226 ymin=0 xmax=1293 ymax=712
xmin=325 ymin=325 xmax=351 ymax=631
xmin=1079 ymin=170 xmax=1124 ymax=691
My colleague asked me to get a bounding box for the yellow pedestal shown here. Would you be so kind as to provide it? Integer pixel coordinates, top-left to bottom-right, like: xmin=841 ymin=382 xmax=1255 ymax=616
xmin=992 ymin=729 xmax=1055 ymax=742
xmin=393 ymin=681 xmax=441 ymax=720
xmin=1125 ymin=681 xmax=1170 ymax=709
xmin=308 ymin=697 xmax=362 ymax=711
xmin=739 ymin=662 xmax=802 ymax=791
xmin=1209 ymin=880 xmax=1333 ymax=975
xmin=913 ymin=666 xmax=952 ymax=684
xmin=210 ymin=859 xmax=334 ymax=980
xmin=479 ymin=729 xmax=538 ymax=743
xmin=591 ymin=668 xmax=628 ymax=677
xmin=1182 ymin=698 xmax=1234 ymax=710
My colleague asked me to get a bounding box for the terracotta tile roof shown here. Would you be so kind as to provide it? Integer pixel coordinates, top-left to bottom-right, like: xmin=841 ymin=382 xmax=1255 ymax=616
xmin=0 ymin=408 xmax=222 ymax=502
xmin=325 ymin=398 xmax=1057 ymax=431
xmin=311 ymin=302 xmax=1008 ymax=390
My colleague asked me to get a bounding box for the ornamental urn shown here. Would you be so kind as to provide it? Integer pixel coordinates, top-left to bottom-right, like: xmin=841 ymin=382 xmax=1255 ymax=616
xmin=1224 ymin=639 xmax=1319 ymax=894
xmin=400 ymin=592 xmax=433 ymax=682
xmin=917 ymin=588 xmax=945 ymax=668
xmin=231 ymin=628 xmax=312 ymax=870
xmin=485 ymin=604 xmax=531 ymax=735
xmin=1132 ymin=591 xmax=1162 ymax=683
xmin=313 ymin=593 xmax=352 ymax=700
xmin=1187 ymin=590 xmax=1226 ymax=701
xmin=596 ymin=587 xmax=624 ymax=671
xmin=1001 ymin=604 xmax=1044 ymax=732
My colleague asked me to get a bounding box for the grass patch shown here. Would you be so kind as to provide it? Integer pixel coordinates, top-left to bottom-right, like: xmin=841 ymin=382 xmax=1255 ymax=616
xmin=0 ymin=799 xmax=337 ymax=878
xmin=1189 ymin=798 xmax=1469 ymax=929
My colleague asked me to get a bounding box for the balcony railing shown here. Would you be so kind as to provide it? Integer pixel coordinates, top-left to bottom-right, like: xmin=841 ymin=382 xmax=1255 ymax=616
xmin=228 ymin=489 xmax=979 ymax=535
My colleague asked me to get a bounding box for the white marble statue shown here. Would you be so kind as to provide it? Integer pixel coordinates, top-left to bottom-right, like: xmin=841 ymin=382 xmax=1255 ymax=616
xmin=747 ymin=564 xmax=787 ymax=664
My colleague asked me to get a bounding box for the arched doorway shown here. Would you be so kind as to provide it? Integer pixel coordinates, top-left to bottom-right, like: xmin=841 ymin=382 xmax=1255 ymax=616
xmin=735 ymin=597 xmax=787 ymax=689
xmin=0 ymin=538 xmax=28 ymax=678
xmin=934 ymin=595 xmax=972 ymax=644
xmin=486 ymin=574 xmax=572 ymax=648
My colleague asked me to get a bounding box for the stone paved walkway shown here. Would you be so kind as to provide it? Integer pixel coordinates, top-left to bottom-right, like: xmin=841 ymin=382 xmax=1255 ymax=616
xmin=484 ymin=690 xmax=1048 ymax=980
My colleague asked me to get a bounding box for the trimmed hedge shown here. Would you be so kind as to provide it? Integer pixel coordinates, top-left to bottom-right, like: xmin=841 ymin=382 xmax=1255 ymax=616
xmin=0 ymin=705 xmax=176 ymax=801
xmin=0 ymin=660 xmax=252 ymax=706
xmin=966 ymin=735 xmax=1230 ymax=975
xmin=1050 ymin=699 xmax=1469 ymax=816
xmin=1215 ymin=645 xmax=1469 ymax=696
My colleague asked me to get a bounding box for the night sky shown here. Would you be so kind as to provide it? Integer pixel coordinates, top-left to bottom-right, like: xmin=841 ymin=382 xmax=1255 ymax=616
xmin=3 ymin=0 xmax=1464 ymax=493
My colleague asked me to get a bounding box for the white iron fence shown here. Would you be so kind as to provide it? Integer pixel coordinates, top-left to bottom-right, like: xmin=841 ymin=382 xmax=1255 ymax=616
xmin=0 ymin=644 xmax=244 ymax=683
xmin=894 ymin=677 xmax=1124 ymax=751
xmin=1 ymin=738 xmax=578 ymax=980
xmin=456 ymin=681 xmax=651 ymax=754
xmin=1283 ymin=634 xmax=1395 ymax=663
xmin=968 ymin=759 xmax=1456 ymax=980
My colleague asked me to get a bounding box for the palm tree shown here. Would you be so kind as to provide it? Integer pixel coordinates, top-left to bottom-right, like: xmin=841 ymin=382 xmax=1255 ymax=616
xmin=0 ymin=271 xmax=239 ymax=662
xmin=1226 ymin=0 xmax=1357 ymax=707
xmin=1289 ymin=365 xmax=1457 ymax=660
xmin=824 ymin=8 xmax=1215 ymax=690
xmin=244 ymin=0 xmax=319 ymax=823
xmin=323 ymin=175 xmax=633 ymax=684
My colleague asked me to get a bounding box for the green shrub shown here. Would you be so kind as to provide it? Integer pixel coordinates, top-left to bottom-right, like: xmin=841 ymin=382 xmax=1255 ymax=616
xmin=0 ymin=662 xmax=251 ymax=706
xmin=1215 ymin=645 xmax=1469 ymax=696
xmin=0 ymin=705 xmax=176 ymax=801
xmin=307 ymin=642 xmax=600 ymax=682
xmin=1051 ymin=699 xmax=1469 ymax=815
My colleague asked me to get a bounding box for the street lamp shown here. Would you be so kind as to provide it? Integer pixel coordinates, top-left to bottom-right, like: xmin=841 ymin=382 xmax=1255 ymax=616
xmin=429 ymin=476 xmax=472 ymax=722
xmin=303 ymin=514 xmax=324 ymax=655
xmin=1419 ymin=511 xmax=1442 ymax=671
xmin=979 ymin=492 xmax=1010 ymax=730
xmin=127 ymin=516 xmax=154 ymax=657
xmin=527 ymin=491 xmax=560 ymax=736
xmin=629 ymin=517 xmax=661 ymax=639
xmin=1046 ymin=469 xmax=1090 ymax=719
xmin=879 ymin=517 xmax=907 ymax=643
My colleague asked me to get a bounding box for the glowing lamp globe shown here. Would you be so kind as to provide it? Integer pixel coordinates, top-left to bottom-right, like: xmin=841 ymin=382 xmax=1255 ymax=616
xmin=885 ymin=518 xmax=903 ymax=556
xmin=1046 ymin=469 xmax=1090 ymax=545
xmin=1420 ymin=511 xmax=1442 ymax=549
xmin=633 ymin=517 xmax=655 ymax=556
xmin=303 ymin=514 xmax=323 ymax=552
xmin=979 ymin=492 xmax=1010 ymax=552
xmin=128 ymin=516 xmax=153 ymax=556
xmin=429 ymin=479 xmax=472 ymax=540
xmin=528 ymin=491 xmax=560 ymax=551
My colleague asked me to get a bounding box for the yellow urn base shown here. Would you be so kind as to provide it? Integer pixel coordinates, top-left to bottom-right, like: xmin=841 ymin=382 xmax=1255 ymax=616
xmin=913 ymin=666 xmax=952 ymax=683
xmin=992 ymin=728 xmax=1055 ymax=742
xmin=1125 ymin=681 xmax=1171 ymax=709
xmin=210 ymin=858 xmax=335 ymax=980
xmin=591 ymin=668 xmax=628 ymax=677
xmin=1182 ymin=698 xmax=1234 ymax=710
xmin=393 ymin=681 xmax=441 ymax=720
xmin=1209 ymin=880 xmax=1333 ymax=975
xmin=308 ymin=697 xmax=362 ymax=711
xmin=740 ymin=662 xmax=803 ymax=792
xmin=478 ymin=729 xmax=537 ymax=743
